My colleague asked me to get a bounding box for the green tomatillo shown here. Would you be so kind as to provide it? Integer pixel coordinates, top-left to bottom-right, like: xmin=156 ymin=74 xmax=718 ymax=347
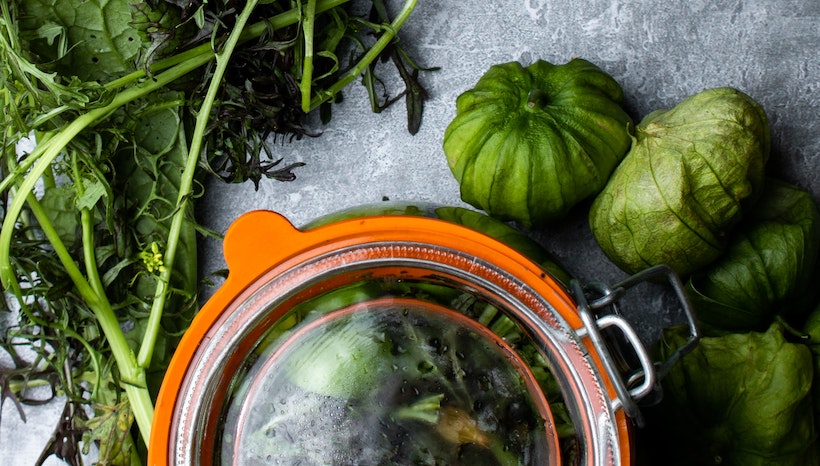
xmin=443 ymin=58 xmax=633 ymax=228
xmin=686 ymin=179 xmax=820 ymax=334
xmin=589 ymin=87 xmax=770 ymax=277
xmin=644 ymin=322 xmax=818 ymax=465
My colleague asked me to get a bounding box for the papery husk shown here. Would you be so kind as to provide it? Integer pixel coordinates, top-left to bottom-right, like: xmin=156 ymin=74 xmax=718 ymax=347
xmin=589 ymin=87 xmax=770 ymax=276
xmin=640 ymin=322 xmax=819 ymax=466
xmin=687 ymin=179 xmax=820 ymax=333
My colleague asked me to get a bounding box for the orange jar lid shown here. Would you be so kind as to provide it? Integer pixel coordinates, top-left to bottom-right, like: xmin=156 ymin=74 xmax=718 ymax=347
xmin=148 ymin=206 xmax=696 ymax=465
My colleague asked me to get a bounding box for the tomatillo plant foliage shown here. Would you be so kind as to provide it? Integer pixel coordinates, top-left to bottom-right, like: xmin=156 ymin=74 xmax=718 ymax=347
xmin=802 ymin=302 xmax=820 ymax=436
xmin=636 ymin=179 xmax=820 ymax=465
xmin=0 ymin=0 xmax=430 ymax=464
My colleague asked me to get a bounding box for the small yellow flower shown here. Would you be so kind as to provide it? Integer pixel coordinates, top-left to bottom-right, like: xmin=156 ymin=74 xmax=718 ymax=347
xmin=139 ymin=241 xmax=167 ymax=274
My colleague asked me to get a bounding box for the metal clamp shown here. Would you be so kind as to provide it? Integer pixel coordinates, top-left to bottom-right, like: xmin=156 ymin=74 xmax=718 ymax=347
xmin=571 ymin=264 xmax=700 ymax=426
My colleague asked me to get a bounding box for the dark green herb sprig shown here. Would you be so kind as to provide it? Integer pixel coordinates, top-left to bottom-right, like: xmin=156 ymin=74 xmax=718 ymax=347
xmin=171 ymin=0 xmax=435 ymax=188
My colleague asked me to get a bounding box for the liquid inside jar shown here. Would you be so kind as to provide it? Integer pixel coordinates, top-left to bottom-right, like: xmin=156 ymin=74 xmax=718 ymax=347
xmin=219 ymin=283 xmax=561 ymax=465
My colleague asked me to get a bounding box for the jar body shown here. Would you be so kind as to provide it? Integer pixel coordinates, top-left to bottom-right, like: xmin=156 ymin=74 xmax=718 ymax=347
xmin=149 ymin=205 xmax=654 ymax=465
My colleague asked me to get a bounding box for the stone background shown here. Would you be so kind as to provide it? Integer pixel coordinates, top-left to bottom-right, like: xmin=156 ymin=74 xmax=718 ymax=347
xmin=198 ymin=0 xmax=819 ymax=342
xmin=3 ymin=0 xmax=818 ymax=463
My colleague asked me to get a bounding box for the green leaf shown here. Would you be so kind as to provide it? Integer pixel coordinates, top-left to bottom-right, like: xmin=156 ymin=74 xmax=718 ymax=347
xmin=39 ymin=185 xmax=79 ymax=248
xmin=34 ymin=23 xmax=66 ymax=50
xmin=110 ymin=95 xmax=198 ymax=394
xmin=17 ymin=0 xmax=182 ymax=83
xmin=76 ymin=177 xmax=108 ymax=211
xmin=132 ymin=106 xmax=179 ymax=156
xmin=19 ymin=0 xmax=141 ymax=81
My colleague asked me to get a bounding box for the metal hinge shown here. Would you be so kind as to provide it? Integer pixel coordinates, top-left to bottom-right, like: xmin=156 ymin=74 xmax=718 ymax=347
xmin=571 ymin=264 xmax=701 ymax=427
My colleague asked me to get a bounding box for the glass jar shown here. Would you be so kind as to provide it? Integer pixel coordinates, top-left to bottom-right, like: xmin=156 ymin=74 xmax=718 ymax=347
xmin=148 ymin=204 xmax=698 ymax=465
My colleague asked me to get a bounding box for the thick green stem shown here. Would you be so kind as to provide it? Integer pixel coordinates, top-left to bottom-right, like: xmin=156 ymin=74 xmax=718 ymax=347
xmin=19 ymin=193 xmax=99 ymax=317
xmin=300 ymin=0 xmax=318 ymax=112
xmin=71 ymin=156 xmax=107 ymax=300
xmin=20 ymin=189 xmax=154 ymax=443
xmin=0 ymin=158 xmax=104 ymax=397
xmin=33 ymin=189 xmax=152 ymax=423
xmin=137 ymin=0 xmax=261 ymax=369
xmin=134 ymin=124 xmax=186 ymax=369
xmin=124 ymin=384 xmax=155 ymax=447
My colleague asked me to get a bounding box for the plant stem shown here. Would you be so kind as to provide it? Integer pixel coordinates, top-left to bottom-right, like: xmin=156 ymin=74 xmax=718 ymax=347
xmin=103 ymin=0 xmax=351 ymax=92
xmin=300 ymin=0 xmax=318 ymax=112
xmin=0 ymin=52 xmax=213 ymax=286
xmin=21 ymin=189 xmax=154 ymax=442
xmin=488 ymin=435 xmax=522 ymax=466
xmin=136 ymin=0 xmax=261 ymax=369
xmin=0 ymin=0 xmax=351 ymax=197
xmin=308 ymin=0 xmax=418 ymax=111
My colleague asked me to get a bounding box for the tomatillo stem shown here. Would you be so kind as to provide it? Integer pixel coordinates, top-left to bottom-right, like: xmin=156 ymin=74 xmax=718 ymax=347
xmin=526 ymin=89 xmax=547 ymax=109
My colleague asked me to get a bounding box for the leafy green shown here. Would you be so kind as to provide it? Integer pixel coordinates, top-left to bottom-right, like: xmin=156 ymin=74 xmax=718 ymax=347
xmin=642 ymin=322 xmax=818 ymax=466
xmin=0 ymin=0 xmax=431 ymax=464
xmin=193 ymin=0 xmax=434 ymax=187
xmin=590 ymin=87 xmax=770 ymax=277
xmin=687 ymin=179 xmax=820 ymax=333
xmin=80 ymin=401 xmax=135 ymax=464
xmin=17 ymin=0 xmax=178 ymax=82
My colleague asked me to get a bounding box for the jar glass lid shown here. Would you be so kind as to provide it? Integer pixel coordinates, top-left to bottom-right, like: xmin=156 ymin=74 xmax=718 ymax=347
xmin=220 ymin=296 xmax=559 ymax=465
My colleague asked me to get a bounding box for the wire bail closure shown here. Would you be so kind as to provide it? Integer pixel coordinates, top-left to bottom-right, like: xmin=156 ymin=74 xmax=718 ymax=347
xmin=570 ymin=264 xmax=701 ymax=427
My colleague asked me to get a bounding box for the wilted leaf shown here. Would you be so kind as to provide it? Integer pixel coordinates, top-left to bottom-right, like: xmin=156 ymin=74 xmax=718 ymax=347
xmin=81 ymin=401 xmax=134 ymax=466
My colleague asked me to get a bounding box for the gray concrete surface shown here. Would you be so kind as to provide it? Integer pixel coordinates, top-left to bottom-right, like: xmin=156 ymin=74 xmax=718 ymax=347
xmin=3 ymin=0 xmax=818 ymax=463
xmin=197 ymin=0 xmax=820 ymax=340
